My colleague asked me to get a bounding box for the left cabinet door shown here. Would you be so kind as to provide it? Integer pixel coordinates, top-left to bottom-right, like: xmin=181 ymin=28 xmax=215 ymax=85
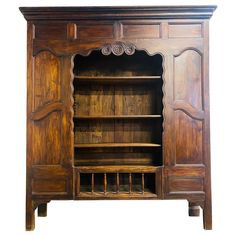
xmin=27 ymin=49 xmax=73 ymax=199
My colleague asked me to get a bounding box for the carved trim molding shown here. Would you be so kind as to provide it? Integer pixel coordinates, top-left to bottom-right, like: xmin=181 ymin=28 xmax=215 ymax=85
xmin=30 ymin=102 xmax=64 ymax=121
xmin=173 ymin=101 xmax=204 ymax=120
xmin=101 ymin=42 xmax=136 ymax=56
xmin=20 ymin=6 xmax=217 ymax=21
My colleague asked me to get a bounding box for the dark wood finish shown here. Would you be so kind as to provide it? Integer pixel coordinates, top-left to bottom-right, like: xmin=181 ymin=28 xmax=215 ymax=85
xmin=38 ymin=203 xmax=47 ymax=217
xmin=77 ymin=165 xmax=158 ymax=173
xmin=188 ymin=202 xmax=200 ymax=217
xmin=20 ymin=5 xmax=216 ymax=230
xmin=74 ymin=143 xmax=161 ymax=148
xmin=74 ymin=75 xmax=162 ymax=84
xmin=74 ymin=115 xmax=162 ymax=119
xmin=20 ymin=6 xmax=216 ymax=20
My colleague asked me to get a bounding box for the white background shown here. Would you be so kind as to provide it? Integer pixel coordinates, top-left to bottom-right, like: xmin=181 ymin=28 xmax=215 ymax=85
xmin=0 ymin=0 xmax=235 ymax=235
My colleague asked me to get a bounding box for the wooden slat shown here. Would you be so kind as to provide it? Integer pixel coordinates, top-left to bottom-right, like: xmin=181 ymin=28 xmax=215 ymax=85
xmin=74 ymin=75 xmax=161 ymax=79
xmin=77 ymin=165 xmax=159 ymax=173
xmin=74 ymin=75 xmax=162 ymax=84
xmin=91 ymin=173 xmax=94 ymax=193
xmin=116 ymin=173 xmax=120 ymax=193
xmin=77 ymin=173 xmax=80 ymax=195
xmin=142 ymin=173 xmax=145 ymax=194
xmin=129 ymin=173 xmax=132 ymax=193
xmin=74 ymin=143 xmax=161 ymax=148
xmin=76 ymin=192 xmax=157 ymax=199
xmin=104 ymin=173 xmax=107 ymax=194
xmin=74 ymin=115 xmax=162 ymax=120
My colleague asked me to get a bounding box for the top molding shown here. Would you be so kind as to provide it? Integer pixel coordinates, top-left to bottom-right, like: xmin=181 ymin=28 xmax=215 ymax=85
xmin=20 ymin=5 xmax=217 ymax=21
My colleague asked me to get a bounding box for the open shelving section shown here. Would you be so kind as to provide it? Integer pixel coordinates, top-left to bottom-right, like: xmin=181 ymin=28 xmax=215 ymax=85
xmin=73 ymin=50 xmax=163 ymax=198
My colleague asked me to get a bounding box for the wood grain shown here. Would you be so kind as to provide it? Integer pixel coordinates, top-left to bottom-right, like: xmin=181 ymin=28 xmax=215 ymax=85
xmin=20 ymin=5 xmax=216 ymax=230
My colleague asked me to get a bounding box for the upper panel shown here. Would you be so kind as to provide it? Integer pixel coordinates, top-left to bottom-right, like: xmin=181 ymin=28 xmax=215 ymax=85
xmin=20 ymin=6 xmax=216 ymax=21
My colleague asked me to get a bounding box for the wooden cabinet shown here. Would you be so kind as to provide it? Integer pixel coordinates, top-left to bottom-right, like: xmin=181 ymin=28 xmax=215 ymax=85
xmin=20 ymin=5 xmax=216 ymax=230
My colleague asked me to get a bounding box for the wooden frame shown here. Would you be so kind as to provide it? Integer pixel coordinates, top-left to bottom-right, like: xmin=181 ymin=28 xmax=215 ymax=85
xmin=20 ymin=5 xmax=216 ymax=231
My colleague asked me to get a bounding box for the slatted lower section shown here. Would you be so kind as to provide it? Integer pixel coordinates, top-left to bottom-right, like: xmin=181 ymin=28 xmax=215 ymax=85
xmin=74 ymin=166 xmax=162 ymax=199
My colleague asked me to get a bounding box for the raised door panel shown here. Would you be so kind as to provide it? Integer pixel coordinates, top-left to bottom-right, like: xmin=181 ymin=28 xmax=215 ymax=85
xmin=77 ymin=24 xmax=114 ymax=39
xmin=32 ymin=111 xmax=62 ymax=165
xmin=34 ymin=52 xmax=61 ymax=110
xmin=29 ymin=51 xmax=72 ymax=198
xmin=122 ymin=23 xmax=160 ymax=39
xmin=168 ymin=23 xmax=203 ymax=38
xmin=174 ymin=50 xmax=202 ymax=111
xmin=175 ymin=111 xmax=203 ymax=165
xmin=34 ymin=23 xmax=68 ymax=40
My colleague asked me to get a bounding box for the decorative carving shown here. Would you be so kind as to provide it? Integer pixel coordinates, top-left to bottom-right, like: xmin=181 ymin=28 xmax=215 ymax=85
xmin=30 ymin=101 xmax=63 ymax=121
xmin=101 ymin=42 xmax=136 ymax=56
xmin=173 ymin=101 xmax=204 ymax=120
xmin=124 ymin=44 xmax=136 ymax=55
xmin=111 ymin=43 xmax=124 ymax=56
xmin=101 ymin=45 xmax=112 ymax=55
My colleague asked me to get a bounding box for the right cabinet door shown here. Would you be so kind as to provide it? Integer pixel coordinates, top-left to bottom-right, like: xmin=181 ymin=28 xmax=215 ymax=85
xmin=164 ymin=47 xmax=209 ymax=202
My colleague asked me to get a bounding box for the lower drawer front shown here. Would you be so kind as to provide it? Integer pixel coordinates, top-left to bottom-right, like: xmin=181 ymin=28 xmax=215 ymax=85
xmin=32 ymin=179 xmax=67 ymax=195
xmin=168 ymin=177 xmax=204 ymax=193
xmin=74 ymin=167 xmax=162 ymax=199
xmin=164 ymin=167 xmax=205 ymax=200
xmin=31 ymin=166 xmax=72 ymax=198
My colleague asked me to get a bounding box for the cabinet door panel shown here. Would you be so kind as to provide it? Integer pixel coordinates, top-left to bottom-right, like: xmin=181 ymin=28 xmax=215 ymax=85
xmin=28 ymin=51 xmax=72 ymax=198
xmin=164 ymin=48 xmax=206 ymax=199
xmin=173 ymin=49 xmax=204 ymax=165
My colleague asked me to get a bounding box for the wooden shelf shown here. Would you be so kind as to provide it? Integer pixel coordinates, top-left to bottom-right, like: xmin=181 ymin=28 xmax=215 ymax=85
xmin=77 ymin=192 xmax=157 ymax=199
xmin=74 ymin=115 xmax=162 ymax=120
xmin=74 ymin=75 xmax=161 ymax=83
xmin=74 ymin=75 xmax=161 ymax=79
xmin=76 ymin=165 xmax=159 ymax=173
xmin=74 ymin=143 xmax=161 ymax=148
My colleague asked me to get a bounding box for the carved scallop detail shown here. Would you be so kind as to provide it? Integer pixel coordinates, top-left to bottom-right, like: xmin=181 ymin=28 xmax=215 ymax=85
xmin=124 ymin=43 xmax=136 ymax=55
xmin=101 ymin=44 xmax=112 ymax=55
xmin=101 ymin=42 xmax=136 ymax=56
xmin=111 ymin=43 xmax=124 ymax=56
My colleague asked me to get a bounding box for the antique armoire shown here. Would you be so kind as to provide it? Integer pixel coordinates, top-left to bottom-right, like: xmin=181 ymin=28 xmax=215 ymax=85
xmin=20 ymin=6 xmax=216 ymax=230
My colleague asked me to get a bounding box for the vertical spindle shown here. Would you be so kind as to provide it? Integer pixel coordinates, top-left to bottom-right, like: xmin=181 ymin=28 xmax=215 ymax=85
xmin=142 ymin=173 xmax=145 ymax=194
xmin=116 ymin=173 xmax=119 ymax=193
xmin=91 ymin=173 xmax=94 ymax=193
xmin=104 ymin=173 xmax=107 ymax=194
xmin=129 ymin=173 xmax=132 ymax=193
xmin=78 ymin=173 xmax=80 ymax=195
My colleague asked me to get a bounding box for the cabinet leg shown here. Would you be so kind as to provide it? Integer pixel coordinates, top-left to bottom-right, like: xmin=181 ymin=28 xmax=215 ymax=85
xmin=26 ymin=199 xmax=35 ymax=231
xmin=38 ymin=203 xmax=47 ymax=217
xmin=188 ymin=202 xmax=200 ymax=217
xmin=203 ymin=202 xmax=212 ymax=230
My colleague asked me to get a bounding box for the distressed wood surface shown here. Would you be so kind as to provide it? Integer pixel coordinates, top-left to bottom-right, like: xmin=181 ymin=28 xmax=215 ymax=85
xmin=20 ymin=5 xmax=216 ymax=230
